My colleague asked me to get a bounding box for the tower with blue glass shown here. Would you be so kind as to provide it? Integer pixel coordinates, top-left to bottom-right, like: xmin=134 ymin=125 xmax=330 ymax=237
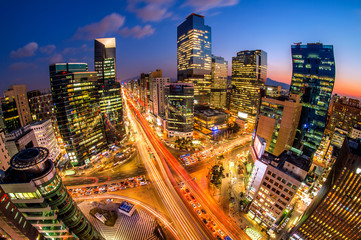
xmin=290 ymin=43 xmax=335 ymax=157
xmin=177 ymin=13 xmax=212 ymax=105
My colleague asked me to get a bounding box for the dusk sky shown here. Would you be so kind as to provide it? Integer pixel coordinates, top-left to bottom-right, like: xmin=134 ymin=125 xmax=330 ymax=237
xmin=1 ymin=0 xmax=360 ymax=98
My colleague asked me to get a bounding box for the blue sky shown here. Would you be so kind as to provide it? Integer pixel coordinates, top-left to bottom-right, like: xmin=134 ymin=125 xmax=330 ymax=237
xmin=1 ymin=0 xmax=360 ymax=98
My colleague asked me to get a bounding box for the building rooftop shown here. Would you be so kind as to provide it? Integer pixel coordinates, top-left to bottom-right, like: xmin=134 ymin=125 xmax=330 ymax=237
xmin=119 ymin=201 xmax=134 ymax=213
xmin=349 ymin=138 xmax=361 ymax=156
xmin=195 ymin=108 xmax=228 ymax=118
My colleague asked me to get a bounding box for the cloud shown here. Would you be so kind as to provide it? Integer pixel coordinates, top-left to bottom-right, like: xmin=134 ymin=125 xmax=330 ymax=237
xmin=49 ymin=53 xmax=64 ymax=63
xmin=39 ymin=44 xmax=56 ymax=54
xmin=120 ymin=25 xmax=155 ymax=38
xmin=183 ymin=0 xmax=239 ymax=12
xmin=73 ymin=13 xmax=125 ymax=40
xmin=8 ymin=62 xmax=37 ymax=71
xmin=10 ymin=42 xmax=38 ymax=58
xmin=127 ymin=0 xmax=172 ymax=22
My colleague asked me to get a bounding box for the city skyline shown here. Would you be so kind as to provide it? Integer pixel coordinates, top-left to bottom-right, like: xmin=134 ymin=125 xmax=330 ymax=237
xmin=1 ymin=0 xmax=360 ymax=99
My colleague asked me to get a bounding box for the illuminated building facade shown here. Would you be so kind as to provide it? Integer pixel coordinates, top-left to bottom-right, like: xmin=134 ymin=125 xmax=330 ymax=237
xmin=1 ymin=147 xmax=104 ymax=240
xmin=177 ymin=13 xmax=212 ymax=105
xmin=4 ymin=85 xmax=32 ymax=128
xmin=290 ymin=43 xmax=335 ymax=157
xmin=0 ymin=128 xmax=10 ymax=171
xmin=289 ymin=137 xmax=361 ymax=240
xmin=165 ymin=83 xmax=194 ymax=138
xmin=50 ymin=63 xmax=107 ymax=166
xmin=247 ymin=150 xmax=309 ymax=229
xmin=0 ymin=185 xmax=44 ymax=240
xmin=210 ymin=55 xmax=228 ymax=108
xmin=327 ymin=95 xmax=361 ymax=134
xmin=194 ymin=107 xmax=229 ymax=135
xmin=149 ymin=77 xmax=170 ymax=116
xmin=139 ymin=69 xmax=162 ymax=111
xmin=264 ymin=85 xmax=281 ymax=98
xmin=231 ymin=50 xmax=267 ymax=132
xmin=256 ymin=94 xmax=302 ymax=156
xmin=94 ymin=38 xmax=123 ymax=143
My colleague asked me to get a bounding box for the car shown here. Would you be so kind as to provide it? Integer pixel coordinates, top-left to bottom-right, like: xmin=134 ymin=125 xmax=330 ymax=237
xmin=180 ymin=182 xmax=185 ymax=187
xmin=94 ymin=191 xmax=99 ymax=194
xmin=102 ymin=190 xmax=107 ymax=193
xmin=192 ymin=203 xmax=196 ymax=208
xmin=202 ymin=219 xmax=208 ymax=224
xmin=218 ymin=230 xmax=225 ymax=236
xmin=190 ymin=195 xmax=196 ymax=202
xmin=201 ymin=209 xmax=207 ymax=214
xmin=128 ymin=177 xmax=134 ymax=180
xmin=140 ymin=181 xmax=147 ymax=186
xmin=224 ymin=236 xmax=232 ymax=240
xmin=197 ymin=203 xmax=201 ymax=208
xmin=111 ymin=183 xmax=117 ymax=186
xmin=185 ymin=189 xmax=190 ymax=194
xmin=85 ymin=192 xmax=91 ymax=195
xmin=106 ymin=198 xmax=113 ymax=202
xmin=196 ymin=210 xmax=201 ymax=215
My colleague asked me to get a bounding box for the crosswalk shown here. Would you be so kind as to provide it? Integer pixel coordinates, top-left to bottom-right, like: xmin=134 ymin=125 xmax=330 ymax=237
xmin=80 ymin=202 xmax=160 ymax=240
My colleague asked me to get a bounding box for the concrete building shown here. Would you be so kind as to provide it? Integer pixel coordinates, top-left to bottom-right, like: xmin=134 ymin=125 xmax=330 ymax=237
xmin=231 ymin=50 xmax=267 ymax=132
xmin=327 ymin=95 xmax=361 ymax=134
xmin=0 ymin=128 xmax=10 ymax=171
xmin=289 ymin=137 xmax=361 ymax=240
xmin=194 ymin=107 xmax=229 ymax=135
xmin=165 ymin=83 xmax=194 ymax=139
xmin=4 ymin=85 xmax=32 ymax=128
xmin=210 ymin=55 xmax=228 ymax=109
xmin=264 ymin=85 xmax=281 ymax=98
xmin=5 ymin=119 xmax=61 ymax=163
xmin=256 ymin=94 xmax=302 ymax=156
xmin=351 ymin=124 xmax=361 ymax=139
xmin=0 ymin=147 xmax=104 ymax=240
xmin=149 ymin=77 xmax=170 ymax=116
xmin=247 ymin=150 xmax=310 ymax=229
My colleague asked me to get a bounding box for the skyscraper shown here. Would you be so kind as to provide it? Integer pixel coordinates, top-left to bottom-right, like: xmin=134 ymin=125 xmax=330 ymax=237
xmin=177 ymin=13 xmax=212 ymax=105
xmin=94 ymin=38 xmax=123 ymax=143
xmin=290 ymin=43 xmax=335 ymax=157
xmin=1 ymin=147 xmax=104 ymax=240
xmin=149 ymin=77 xmax=170 ymax=116
xmin=50 ymin=63 xmax=107 ymax=166
xmin=288 ymin=137 xmax=361 ymax=240
xmin=231 ymin=50 xmax=267 ymax=132
xmin=165 ymin=83 xmax=194 ymax=139
xmin=2 ymin=85 xmax=32 ymax=133
xmin=210 ymin=55 xmax=228 ymax=109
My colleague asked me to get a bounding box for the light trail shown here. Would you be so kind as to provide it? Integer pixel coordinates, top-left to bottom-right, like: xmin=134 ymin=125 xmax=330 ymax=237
xmin=124 ymin=93 xmax=209 ymax=240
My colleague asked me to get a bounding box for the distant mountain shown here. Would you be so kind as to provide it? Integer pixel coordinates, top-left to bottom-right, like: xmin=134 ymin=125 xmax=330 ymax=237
xmin=266 ymin=78 xmax=290 ymax=90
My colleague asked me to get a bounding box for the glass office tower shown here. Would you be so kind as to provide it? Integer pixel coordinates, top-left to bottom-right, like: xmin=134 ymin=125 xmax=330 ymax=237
xmin=210 ymin=55 xmax=228 ymax=109
xmin=231 ymin=50 xmax=267 ymax=132
xmin=290 ymin=43 xmax=335 ymax=157
xmin=165 ymin=83 xmax=194 ymax=139
xmin=50 ymin=63 xmax=107 ymax=166
xmin=1 ymin=147 xmax=104 ymax=240
xmin=177 ymin=13 xmax=212 ymax=105
xmin=94 ymin=38 xmax=123 ymax=144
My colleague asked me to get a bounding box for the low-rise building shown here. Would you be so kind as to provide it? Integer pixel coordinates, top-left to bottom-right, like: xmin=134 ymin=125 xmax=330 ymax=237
xmin=194 ymin=107 xmax=229 ymax=135
xmin=5 ymin=119 xmax=60 ymax=163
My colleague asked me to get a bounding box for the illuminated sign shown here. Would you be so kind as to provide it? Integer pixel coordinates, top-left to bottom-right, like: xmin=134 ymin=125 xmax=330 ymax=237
xmin=254 ymin=135 xmax=266 ymax=159
xmin=238 ymin=112 xmax=248 ymax=119
xmin=356 ymin=168 xmax=361 ymax=174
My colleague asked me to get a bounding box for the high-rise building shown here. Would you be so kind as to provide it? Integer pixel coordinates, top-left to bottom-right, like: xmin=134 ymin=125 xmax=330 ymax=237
xmin=177 ymin=13 xmax=212 ymax=105
xmin=4 ymin=85 xmax=32 ymax=128
xmin=290 ymin=43 xmax=335 ymax=157
xmin=27 ymin=89 xmax=62 ymax=149
xmin=1 ymin=97 xmax=21 ymax=133
xmin=247 ymin=149 xmax=310 ymax=229
xmin=1 ymin=147 xmax=104 ymax=240
xmin=0 ymin=128 xmax=10 ymax=171
xmin=231 ymin=50 xmax=267 ymax=132
xmin=149 ymin=77 xmax=170 ymax=116
xmin=289 ymin=137 xmax=361 ymax=240
xmin=210 ymin=55 xmax=228 ymax=109
xmin=165 ymin=83 xmax=194 ymax=138
xmin=326 ymin=95 xmax=361 ymax=134
xmin=50 ymin=63 xmax=107 ymax=166
xmin=264 ymin=85 xmax=281 ymax=98
xmin=256 ymin=94 xmax=302 ymax=156
xmin=94 ymin=38 xmax=124 ymax=143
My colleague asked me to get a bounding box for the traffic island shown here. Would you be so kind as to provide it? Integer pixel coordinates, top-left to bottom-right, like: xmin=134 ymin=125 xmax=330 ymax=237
xmin=90 ymin=207 xmax=118 ymax=226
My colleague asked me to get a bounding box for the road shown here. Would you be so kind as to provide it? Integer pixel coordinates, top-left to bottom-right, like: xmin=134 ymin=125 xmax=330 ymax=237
xmin=125 ymin=92 xmax=210 ymax=240
xmin=125 ymin=89 xmax=251 ymax=240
